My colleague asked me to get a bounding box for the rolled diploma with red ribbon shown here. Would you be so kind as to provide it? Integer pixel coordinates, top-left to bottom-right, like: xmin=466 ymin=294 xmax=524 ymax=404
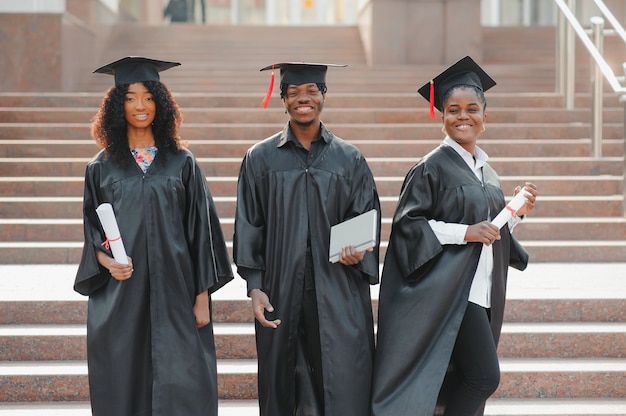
xmin=95 ymin=203 xmax=129 ymax=265
xmin=491 ymin=189 xmax=529 ymax=229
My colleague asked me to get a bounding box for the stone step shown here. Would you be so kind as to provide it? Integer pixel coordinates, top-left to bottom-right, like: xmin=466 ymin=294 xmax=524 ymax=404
xmin=0 ymin=263 xmax=624 ymax=318
xmin=483 ymin=24 xmax=626 ymax=63
xmin=1 ymin=139 xmax=624 ymax=158
xmin=0 ymin=400 xmax=260 ymax=416
xmin=0 ymin=358 xmax=624 ymax=401
xmin=0 ymin=360 xmax=256 ymax=401
xmin=2 ymin=217 xmax=626 ymax=243
xmin=0 ymin=156 xmax=622 ymax=177
xmin=3 ymin=240 xmax=626 ymax=264
xmin=0 ymin=296 xmax=626 ymax=328
xmin=76 ymin=67 xmax=564 ymax=94
xmin=0 ymin=176 xmax=238 ymax=198
xmin=0 ymin=175 xmax=621 ymax=197
xmin=0 ymin=400 xmax=259 ymax=416
xmin=1 ymin=322 xmax=625 ymax=361
xmin=498 ymin=322 xmax=626 ymax=358
xmin=1 ymin=107 xmax=623 ymax=124
xmin=0 ymin=194 xmax=622 ymax=219
xmin=0 ymin=324 xmax=258 ymax=361
xmin=0 ymin=91 xmax=616 ymax=109
xmin=518 ymin=241 xmax=626 ymax=262
xmin=485 ymin=399 xmax=626 ymax=416
xmin=73 ymin=63 xmax=556 ymax=93
xmin=2 ymin=399 xmax=626 ymax=416
xmin=1 ymin=122 xmax=623 ymax=141
xmin=495 ymin=358 xmax=626 ymax=398
xmin=50 ymin=23 xmax=624 ymax=95
xmin=2 ymin=398 xmax=626 ymax=416
xmin=74 ymin=64 xmax=617 ymax=95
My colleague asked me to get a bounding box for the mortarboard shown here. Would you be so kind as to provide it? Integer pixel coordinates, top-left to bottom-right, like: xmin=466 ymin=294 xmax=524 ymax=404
xmin=93 ymin=56 xmax=181 ymax=86
xmin=417 ymin=56 xmax=496 ymax=118
xmin=259 ymin=62 xmax=347 ymax=108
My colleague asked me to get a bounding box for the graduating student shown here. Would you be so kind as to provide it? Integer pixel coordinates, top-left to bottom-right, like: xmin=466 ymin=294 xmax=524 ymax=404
xmin=74 ymin=56 xmax=233 ymax=416
xmin=371 ymin=56 xmax=538 ymax=416
xmin=233 ymin=62 xmax=381 ymax=416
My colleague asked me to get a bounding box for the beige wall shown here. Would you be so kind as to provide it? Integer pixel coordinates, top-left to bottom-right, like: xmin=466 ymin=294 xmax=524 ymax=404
xmin=0 ymin=0 xmax=146 ymax=92
xmin=62 ymin=14 xmax=101 ymax=91
xmin=358 ymin=0 xmax=482 ymax=65
xmin=0 ymin=13 xmax=63 ymax=91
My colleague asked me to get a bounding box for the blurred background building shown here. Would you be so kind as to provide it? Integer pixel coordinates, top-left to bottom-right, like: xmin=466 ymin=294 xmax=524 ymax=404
xmin=0 ymin=0 xmax=625 ymax=91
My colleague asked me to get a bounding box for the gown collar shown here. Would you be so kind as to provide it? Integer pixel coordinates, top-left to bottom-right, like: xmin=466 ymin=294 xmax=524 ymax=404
xmin=442 ymin=136 xmax=489 ymax=170
xmin=278 ymin=122 xmax=333 ymax=148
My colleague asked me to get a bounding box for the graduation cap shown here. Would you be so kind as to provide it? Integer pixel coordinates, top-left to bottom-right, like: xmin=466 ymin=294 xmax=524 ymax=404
xmin=93 ymin=56 xmax=181 ymax=86
xmin=259 ymin=62 xmax=347 ymax=108
xmin=417 ymin=56 xmax=496 ymax=118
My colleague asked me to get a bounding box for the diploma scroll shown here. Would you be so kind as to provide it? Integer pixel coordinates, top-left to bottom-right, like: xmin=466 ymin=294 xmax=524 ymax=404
xmin=95 ymin=203 xmax=129 ymax=265
xmin=491 ymin=189 xmax=529 ymax=229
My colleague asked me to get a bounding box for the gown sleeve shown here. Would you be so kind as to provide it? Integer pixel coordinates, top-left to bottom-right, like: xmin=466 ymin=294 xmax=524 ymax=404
xmin=184 ymin=156 xmax=233 ymax=295
xmin=509 ymin=234 xmax=529 ymax=271
xmin=347 ymin=154 xmax=381 ymax=284
xmin=74 ymin=162 xmax=111 ymax=296
xmin=233 ymin=151 xmax=266 ymax=285
xmin=387 ymin=161 xmax=445 ymax=281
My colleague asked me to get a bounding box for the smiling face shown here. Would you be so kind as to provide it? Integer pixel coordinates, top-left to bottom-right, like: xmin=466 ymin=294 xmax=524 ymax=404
xmin=124 ymin=82 xmax=156 ymax=131
xmin=282 ymin=83 xmax=325 ymax=127
xmin=441 ymin=86 xmax=486 ymax=153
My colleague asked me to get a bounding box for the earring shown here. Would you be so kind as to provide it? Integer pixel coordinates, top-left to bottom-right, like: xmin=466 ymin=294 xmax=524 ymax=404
xmin=481 ymin=124 xmax=486 ymax=132
xmin=284 ymin=109 xmax=288 ymax=114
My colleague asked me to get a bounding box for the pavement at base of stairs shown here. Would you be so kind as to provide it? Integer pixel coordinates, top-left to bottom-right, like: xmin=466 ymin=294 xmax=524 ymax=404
xmin=0 ymin=401 xmax=259 ymax=416
xmin=2 ymin=399 xmax=626 ymax=416
xmin=0 ymin=262 xmax=625 ymax=302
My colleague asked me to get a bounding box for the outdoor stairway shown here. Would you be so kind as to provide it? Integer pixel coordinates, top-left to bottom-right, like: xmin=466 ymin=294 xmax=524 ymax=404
xmin=1 ymin=264 xmax=626 ymax=415
xmin=0 ymin=24 xmax=625 ymax=415
xmin=1 ymin=92 xmax=625 ymax=264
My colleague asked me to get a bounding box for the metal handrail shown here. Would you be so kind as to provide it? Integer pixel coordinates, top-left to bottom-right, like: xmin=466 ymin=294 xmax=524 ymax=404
xmin=591 ymin=0 xmax=626 ymax=216
xmin=554 ymin=0 xmax=626 ymax=215
xmin=555 ymin=0 xmax=575 ymax=109
xmin=555 ymin=0 xmax=625 ymax=95
xmin=590 ymin=16 xmax=604 ymax=157
xmin=593 ymin=0 xmax=626 ymax=44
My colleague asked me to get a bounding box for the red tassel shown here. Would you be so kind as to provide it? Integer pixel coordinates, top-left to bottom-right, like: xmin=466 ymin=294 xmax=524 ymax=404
xmin=261 ymin=65 xmax=275 ymax=108
xmin=429 ymin=79 xmax=435 ymax=118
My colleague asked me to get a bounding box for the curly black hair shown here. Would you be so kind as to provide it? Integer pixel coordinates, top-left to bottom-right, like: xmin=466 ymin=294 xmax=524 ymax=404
xmin=91 ymin=81 xmax=183 ymax=165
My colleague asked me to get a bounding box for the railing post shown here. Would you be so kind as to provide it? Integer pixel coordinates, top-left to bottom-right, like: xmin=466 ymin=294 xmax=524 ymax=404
xmin=556 ymin=3 xmax=565 ymax=96
xmin=230 ymin=0 xmax=238 ymax=25
xmin=565 ymin=0 xmax=576 ymax=109
xmin=590 ymin=16 xmax=604 ymax=158
xmin=622 ymin=63 xmax=626 ymax=217
xmin=266 ymin=0 xmax=276 ymax=25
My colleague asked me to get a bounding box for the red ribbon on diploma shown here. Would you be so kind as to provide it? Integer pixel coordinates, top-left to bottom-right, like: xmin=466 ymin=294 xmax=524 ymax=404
xmin=101 ymin=236 xmax=121 ymax=250
xmin=505 ymin=205 xmax=517 ymax=217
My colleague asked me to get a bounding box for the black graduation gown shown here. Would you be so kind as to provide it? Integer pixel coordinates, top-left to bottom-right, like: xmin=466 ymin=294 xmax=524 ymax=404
xmin=233 ymin=123 xmax=381 ymax=416
xmin=371 ymin=145 xmax=528 ymax=416
xmin=74 ymin=148 xmax=233 ymax=416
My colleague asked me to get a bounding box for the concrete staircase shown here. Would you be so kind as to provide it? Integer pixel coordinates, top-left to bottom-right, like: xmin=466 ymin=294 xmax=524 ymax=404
xmin=1 ymin=24 xmax=626 ymax=415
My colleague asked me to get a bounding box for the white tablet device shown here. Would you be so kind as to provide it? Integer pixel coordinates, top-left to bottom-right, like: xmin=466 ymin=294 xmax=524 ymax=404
xmin=328 ymin=209 xmax=378 ymax=263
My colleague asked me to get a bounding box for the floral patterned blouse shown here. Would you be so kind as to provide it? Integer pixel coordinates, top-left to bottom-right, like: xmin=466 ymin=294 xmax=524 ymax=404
xmin=131 ymin=147 xmax=158 ymax=173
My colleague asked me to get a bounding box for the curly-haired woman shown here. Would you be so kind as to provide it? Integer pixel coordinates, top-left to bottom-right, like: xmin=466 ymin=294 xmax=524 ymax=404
xmin=74 ymin=56 xmax=233 ymax=416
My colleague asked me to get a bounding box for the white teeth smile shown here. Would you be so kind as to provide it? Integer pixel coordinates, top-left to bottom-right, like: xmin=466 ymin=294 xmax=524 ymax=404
xmin=295 ymin=106 xmax=313 ymax=114
xmin=135 ymin=114 xmax=149 ymax=120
